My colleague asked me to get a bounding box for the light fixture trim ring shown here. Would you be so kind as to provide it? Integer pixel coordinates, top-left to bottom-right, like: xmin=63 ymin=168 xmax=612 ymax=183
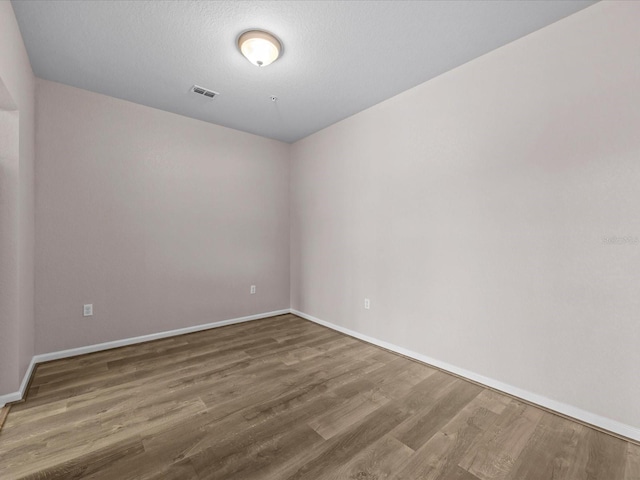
xmin=237 ymin=29 xmax=283 ymax=67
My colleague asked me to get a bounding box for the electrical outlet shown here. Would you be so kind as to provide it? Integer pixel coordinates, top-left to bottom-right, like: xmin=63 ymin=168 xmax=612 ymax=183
xmin=364 ymin=298 xmax=370 ymax=310
xmin=250 ymin=285 xmax=256 ymax=294
xmin=83 ymin=304 xmax=93 ymax=317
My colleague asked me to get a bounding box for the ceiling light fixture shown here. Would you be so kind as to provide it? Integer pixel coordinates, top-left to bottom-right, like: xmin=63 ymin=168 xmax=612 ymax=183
xmin=238 ymin=30 xmax=282 ymax=67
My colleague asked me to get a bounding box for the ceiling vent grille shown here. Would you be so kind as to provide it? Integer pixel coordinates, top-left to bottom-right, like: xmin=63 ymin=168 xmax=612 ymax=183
xmin=191 ymin=85 xmax=219 ymax=99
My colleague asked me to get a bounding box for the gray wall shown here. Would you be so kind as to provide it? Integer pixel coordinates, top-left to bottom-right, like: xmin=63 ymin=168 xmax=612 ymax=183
xmin=0 ymin=1 xmax=35 ymax=396
xmin=4 ymin=0 xmax=638 ymax=437
xmin=35 ymin=79 xmax=290 ymax=354
xmin=291 ymin=1 xmax=640 ymax=429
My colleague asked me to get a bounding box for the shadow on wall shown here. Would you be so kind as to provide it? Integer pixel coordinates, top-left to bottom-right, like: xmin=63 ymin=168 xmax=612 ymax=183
xmin=0 ymin=76 xmax=20 ymax=395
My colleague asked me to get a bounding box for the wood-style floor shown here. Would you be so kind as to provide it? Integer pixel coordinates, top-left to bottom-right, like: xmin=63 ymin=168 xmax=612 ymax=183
xmin=0 ymin=314 xmax=638 ymax=479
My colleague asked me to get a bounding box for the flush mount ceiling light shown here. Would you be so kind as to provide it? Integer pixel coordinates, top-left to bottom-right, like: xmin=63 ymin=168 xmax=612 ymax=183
xmin=238 ymin=30 xmax=282 ymax=67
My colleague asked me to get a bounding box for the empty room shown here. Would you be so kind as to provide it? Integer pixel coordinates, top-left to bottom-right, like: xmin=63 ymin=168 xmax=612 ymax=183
xmin=1 ymin=0 xmax=639 ymax=478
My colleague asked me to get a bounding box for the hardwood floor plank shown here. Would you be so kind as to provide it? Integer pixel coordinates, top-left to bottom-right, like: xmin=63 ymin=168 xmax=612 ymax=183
xmin=392 ymin=389 xmax=502 ymax=480
xmin=529 ymin=419 xmax=586 ymax=480
xmin=308 ymin=383 xmax=389 ymax=440
xmin=392 ymin=380 xmax=483 ymax=451
xmin=564 ymin=428 xmax=628 ymax=480
xmin=0 ymin=405 xmax=10 ymax=431
xmin=140 ymin=361 xmax=380 ymax=464
xmin=624 ymin=442 xmax=640 ymax=480
xmin=0 ymin=314 xmax=634 ymax=479
xmin=141 ymin=354 xmax=376 ymax=465
xmin=285 ymin=402 xmax=415 ymax=479
xmin=17 ymin=436 xmax=146 ymax=480
xmin=283 ymin=371 xmax=470 ymax=479
xmin=504 ymin=412 xmax=579 ymax=480
xmin=330 ymin=434 xmax=415 ymax=480
xmin=1 ymin=398 xmax=207 ymax=478
xmin=149 ymin=389 xmax=342 ymax=476
xmin=189 ymin=424 xmax=324 ymax=480
xmin=458 ymin=400 xmax=545 ymax=480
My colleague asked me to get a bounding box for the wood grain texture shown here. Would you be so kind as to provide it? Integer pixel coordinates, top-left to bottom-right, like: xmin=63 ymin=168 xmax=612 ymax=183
xmin=0 ymin=314 xmax=633 ymax=479
xmin=0 ymin=406 xmax=9 ymax=431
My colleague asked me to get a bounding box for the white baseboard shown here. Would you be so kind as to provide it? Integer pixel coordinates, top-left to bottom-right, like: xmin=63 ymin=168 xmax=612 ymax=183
xmin=291 ymin=309 xmax=640 ymax=443
xmin=4 ymin=306 xmax=639 ymax=443
xmin=0 ymin=357 xmax=37 ymax=407
xmin=0 ymin=309 xmax=290 ymax=408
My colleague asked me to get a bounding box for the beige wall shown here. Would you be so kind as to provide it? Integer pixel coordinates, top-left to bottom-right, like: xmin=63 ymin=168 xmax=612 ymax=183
xmin=291 ymin=1 xmax=640 ymax=430
xmin=5 ymin=0 xmax=639 ymax=436
xmin=35 ymin=79 xmax=290 ymax=354
xmin=0 ymin=1 xmax=35 ymax=396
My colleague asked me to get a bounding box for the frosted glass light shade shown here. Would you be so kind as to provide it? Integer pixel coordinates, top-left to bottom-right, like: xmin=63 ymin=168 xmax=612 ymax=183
xmin=238 ymin=30 xmax=281 ymax=67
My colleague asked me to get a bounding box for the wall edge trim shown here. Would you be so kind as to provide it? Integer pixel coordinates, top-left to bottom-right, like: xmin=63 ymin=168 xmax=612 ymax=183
xmin=0 ymin=309 xmax=290 ymax=408
xmin=291 ymin=308 xmax=640 ymax=444
xmin=4 ymin=307 xmax=638 ymax=444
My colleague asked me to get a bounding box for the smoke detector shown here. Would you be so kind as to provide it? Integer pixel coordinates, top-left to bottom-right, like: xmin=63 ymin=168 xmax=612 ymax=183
xmin=191 ymin=85 xmax=219 ymax=99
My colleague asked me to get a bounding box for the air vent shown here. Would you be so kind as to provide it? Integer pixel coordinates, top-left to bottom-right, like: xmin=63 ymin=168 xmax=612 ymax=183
xmin=191 ymin=85 xmax=219 ymax=99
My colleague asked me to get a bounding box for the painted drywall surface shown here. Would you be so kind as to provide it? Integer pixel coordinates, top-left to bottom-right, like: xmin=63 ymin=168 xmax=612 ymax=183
xmin=291 ymin=1 xmax=640 ymax=428
xmin=35 ymin=79 xmax=290 ymax=354
xmin=0 ymin=108 xmax=20 ymax=395
xmin=0 ymin=2 xmax=35 ymax=395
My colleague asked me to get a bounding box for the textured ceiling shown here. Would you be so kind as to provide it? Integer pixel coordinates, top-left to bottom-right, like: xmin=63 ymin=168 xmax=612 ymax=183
xmin=12 ymin=0 xmax=596 ymax=143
